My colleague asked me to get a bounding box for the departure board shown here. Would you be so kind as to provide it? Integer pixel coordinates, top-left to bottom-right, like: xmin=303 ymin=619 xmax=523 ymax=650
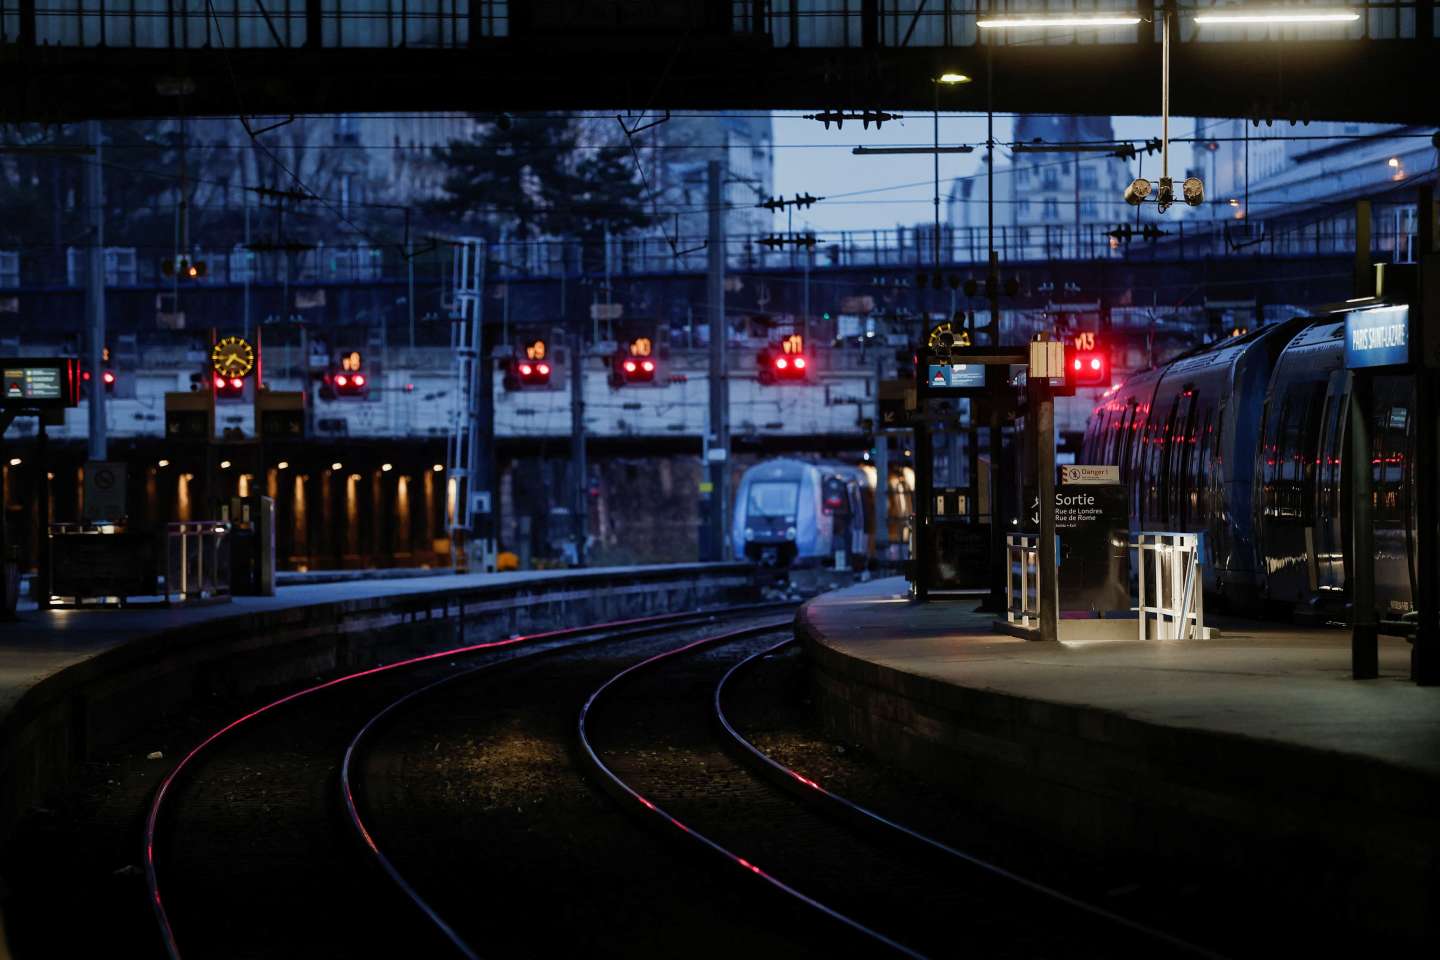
xmin=926 ymin=363 xmax=986 ymax=390
xmin=4 ymin=365 xmax=63 ymax=400
xmin=1 ymin=359 xmax=80 ymax=408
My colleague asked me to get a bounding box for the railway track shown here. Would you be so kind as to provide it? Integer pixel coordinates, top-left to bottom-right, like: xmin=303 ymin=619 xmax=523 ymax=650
xmin=143 ymin=603 xmax=790 ymax=959
xmin=579 ymin=627 xmax=1226 ymax=960
xmin=144 ymin=600 xmax=1222 ymax=959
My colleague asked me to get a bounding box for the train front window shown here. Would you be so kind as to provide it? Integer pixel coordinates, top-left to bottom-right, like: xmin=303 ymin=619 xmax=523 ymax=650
xmin=748 ymin=481 xmax=799 ymax=518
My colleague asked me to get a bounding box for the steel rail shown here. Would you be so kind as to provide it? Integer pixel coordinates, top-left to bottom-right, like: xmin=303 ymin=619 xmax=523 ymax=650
xmin=339 ymin=602 xmax=796 ymax=959
xmin=713 ymin=636 xmax=1229 ymax=960
xmin=576 ymin=621 xmax=926 ymax=960
xmin=143 ymin=601 xmax=783 ymax=960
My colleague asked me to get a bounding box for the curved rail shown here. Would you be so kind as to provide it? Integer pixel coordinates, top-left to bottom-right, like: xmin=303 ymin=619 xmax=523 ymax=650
xmin=713 ymin=637 xmax=1228 ymax=960
xmin=339 ymin=604 xmax=794 ymax=959
xmin=575 ymin=621 xmax=926 ymax=960
xmin=144 ymin=603 xmax=781 ymax=960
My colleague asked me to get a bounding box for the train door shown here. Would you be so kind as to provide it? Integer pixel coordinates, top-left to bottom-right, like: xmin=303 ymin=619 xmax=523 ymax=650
xmin=1169 ymin=390 xmax=1198 ymax=529
xmin=1370 ymin=376 xmax=1416 ymax=619
xmin=1259 ymin=378 xmax=1325 ymax=606
xmin=1313 ymin=371 xmax=1350 ymax=601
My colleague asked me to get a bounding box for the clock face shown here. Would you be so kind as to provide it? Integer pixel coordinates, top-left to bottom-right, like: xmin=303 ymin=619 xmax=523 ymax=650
xmin=211 ymin=336 xmax=255 ymax=379
xmin=927 ymin=321 xmax=955 ymax=355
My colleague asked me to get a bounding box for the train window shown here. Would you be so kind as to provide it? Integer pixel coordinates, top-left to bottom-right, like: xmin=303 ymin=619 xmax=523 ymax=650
xmin=1268 ymin=381 xmax=1324 ymax=522
xmin=1371 ymin=377 xmax=1412 ymax=527
xmin=747 ymin=481 xmax=799 ymax=517
xmin=1173 ymin=392 xmax=1198 ymax=527
xmin=1189 ymin=405 xmax=1213 ymax=527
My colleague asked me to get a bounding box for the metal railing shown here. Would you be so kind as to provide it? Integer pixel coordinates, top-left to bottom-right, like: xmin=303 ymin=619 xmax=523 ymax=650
xmin=1005 ymin=532 xmax=1040 ymax=627
xmin=166 ymin=522 xmax=232 ymax=603
xmin=1131 ymin=531 xmax=1209 ymax=640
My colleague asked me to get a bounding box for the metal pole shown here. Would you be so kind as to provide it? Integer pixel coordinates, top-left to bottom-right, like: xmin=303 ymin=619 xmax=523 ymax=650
xmin=874 ymin=350 xmax=890 ymax=560
xmin=36 ymin=420 xmax=49 ymax=607
xmin=1414 ymin=185 xmax=1439 ymax=685
xmin=1350 ymin=372 xmax=1377 ymax=678
xmin=406 ymin=208 xmax=416 ymax=350
xmin=983 ymin=41 xmax=1008 ymax=611
xmin=706 ymin=161 xmax=730 ymax=561
xmin=570 ymin=293 xmax=587 ymax=567
xmin=1032 ymin=376 xmax=1058 ymax=641
xmin=933 ymin=80 xmax=941 ymax=268
xmin=243 ymin=182 xmax=252 ymax=341
xmin=85 ymin=120 xmax=106 ymax=462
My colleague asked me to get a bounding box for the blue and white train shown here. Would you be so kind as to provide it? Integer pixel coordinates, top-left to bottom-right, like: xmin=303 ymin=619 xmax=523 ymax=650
xmin=1082 ymin=310 xmax=1418 ymax=623
xmin=731 ymin=458 xmax=873 ymax=568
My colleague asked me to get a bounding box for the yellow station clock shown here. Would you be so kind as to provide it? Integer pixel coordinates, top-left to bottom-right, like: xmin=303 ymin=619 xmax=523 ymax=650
xmin=926 ymin=320 xmax=970 ymax=358
xmin=211 ymin=336 xmax=255 ymax=379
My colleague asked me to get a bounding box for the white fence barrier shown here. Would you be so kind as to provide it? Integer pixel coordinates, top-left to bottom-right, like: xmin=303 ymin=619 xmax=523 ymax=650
xmin=1006 ymin=533 xmax=1040 ymax=627
xmin=1132 ymin=532 xmax=1210 ymax=640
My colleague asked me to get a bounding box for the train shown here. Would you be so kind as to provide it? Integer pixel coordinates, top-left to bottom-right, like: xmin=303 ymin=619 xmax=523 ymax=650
xmin=732 ymin=457 xmax=906 ymax=570
xmin=1081 ymin=308 xmax=1416 ymax=624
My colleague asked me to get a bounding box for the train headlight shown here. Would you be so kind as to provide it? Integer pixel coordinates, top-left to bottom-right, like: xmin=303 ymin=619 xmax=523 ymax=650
xmin=744 ymin=527 xmax=755 ymax=541
xmin=785 ymin=526 xmax=797 ymax=541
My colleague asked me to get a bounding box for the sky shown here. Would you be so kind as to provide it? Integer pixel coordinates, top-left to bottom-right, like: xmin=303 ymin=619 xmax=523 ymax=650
xmin=770 ymin=111 xmax=1199 ymax=236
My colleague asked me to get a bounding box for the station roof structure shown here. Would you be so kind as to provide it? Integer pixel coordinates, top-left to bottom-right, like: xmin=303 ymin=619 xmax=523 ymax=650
xmin=0 ymin=3 xmax=1434 ymax=123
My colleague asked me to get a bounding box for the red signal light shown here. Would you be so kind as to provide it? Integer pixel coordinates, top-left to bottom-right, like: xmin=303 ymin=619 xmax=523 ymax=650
xmin=101 ymin=371 xmax=116 ymax=385
xmin=794 ymin=357 xmax=806 ymax=370
xmin=775 ymin=356 xmax=789 ymax=370
xmin=213 ymin=375 xmax=225 ymax=390
xmin=230 ymin=378 xmax=243 ymax=390
xmin=335 ymin=374 xmax=349 ymax=387
xmin=352 ymin=373 xmax=366 ymax=387
xmin=623 ymin=360 xmax=637 ymax=373
xmin=519 ymin=363 xmax=533 ymax=377
xmin=641 ymin=360 xmax=655 ymax=373
xmin=1065 ymin=348 xmax=1110 ymax=389
xmin=537 ymin=363 xmax=550 ymax=376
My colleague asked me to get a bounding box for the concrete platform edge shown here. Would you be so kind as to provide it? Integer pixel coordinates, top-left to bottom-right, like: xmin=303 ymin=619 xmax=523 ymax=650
xmin=0 ymin=563 xmax=753 ymax=859
xmin=797 ymin=601 xmax=1440 ymax=947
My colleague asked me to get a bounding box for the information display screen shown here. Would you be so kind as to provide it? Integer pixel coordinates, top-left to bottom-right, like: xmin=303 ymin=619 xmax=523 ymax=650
xmin=4 ymin=365 xmax=63 ymax=400
xmin=926 ymin=363 xmax=986 ymax=390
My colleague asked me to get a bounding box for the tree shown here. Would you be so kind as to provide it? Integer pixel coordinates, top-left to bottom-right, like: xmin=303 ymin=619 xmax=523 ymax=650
xmin=428 ymin=113 xmax=652 ymax=268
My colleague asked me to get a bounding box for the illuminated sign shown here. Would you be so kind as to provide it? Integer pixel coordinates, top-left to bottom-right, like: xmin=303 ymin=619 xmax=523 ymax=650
xmin=4 ymin=365 xmax=63 ymax=400
xmin=926 ymin=363 xmax=986 ymax=389
xmin=780 ymin=334 xmax=804 ymax=355
xmin=2 ymin=359 xmax=80 ymax=407
xmin=628 ymin=337 xmax=652 ymax=357
xmin=1344 ymin=305 xmax=1409 ymax=369
xmin=524 ymin=339 xmax=547 ymax=361
xmin=339 ymin=350 xmax=363 ymax=372
xmin=1072 ymin=331 xmax=1096 ymax=351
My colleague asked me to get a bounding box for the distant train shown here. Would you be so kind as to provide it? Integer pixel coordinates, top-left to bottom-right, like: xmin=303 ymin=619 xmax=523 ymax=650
xmin=1081 ymin=309 xmax=1416 ymax=623
xmin=732 ymin=458 xmax=892 ymax=569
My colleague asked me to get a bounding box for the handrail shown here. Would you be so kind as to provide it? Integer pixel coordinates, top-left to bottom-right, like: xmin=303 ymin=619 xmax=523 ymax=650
xmin=1131 ymin=531 xmax=1209 ymax=640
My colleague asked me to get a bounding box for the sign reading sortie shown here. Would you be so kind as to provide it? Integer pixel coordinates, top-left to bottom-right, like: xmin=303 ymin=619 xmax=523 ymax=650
xmin=1345 ymin=304 xmax=1409 ymax=370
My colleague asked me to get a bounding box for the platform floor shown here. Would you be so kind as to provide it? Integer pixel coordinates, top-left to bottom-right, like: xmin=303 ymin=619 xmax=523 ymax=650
xmin=0 ymin=567 xmax=642 ymax=723
xmin=803 ymin=577 xmax=1440 ymax=777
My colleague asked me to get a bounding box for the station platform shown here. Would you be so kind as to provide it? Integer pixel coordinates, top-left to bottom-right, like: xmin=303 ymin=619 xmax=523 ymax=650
xmin=799 ymin=577 xmax=1440 ymax=947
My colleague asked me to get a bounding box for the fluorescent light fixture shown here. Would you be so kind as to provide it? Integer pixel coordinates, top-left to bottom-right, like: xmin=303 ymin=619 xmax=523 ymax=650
xmin=1193 ymin=11 xmax=1359 ymax=24
xmin=937 ymin=72 xmax=971 ymax=84
xmin=977 ymin=15 xmax=1141 ymax=29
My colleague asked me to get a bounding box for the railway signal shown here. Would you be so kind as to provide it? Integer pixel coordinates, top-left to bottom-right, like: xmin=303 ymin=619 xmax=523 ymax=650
xmin=614 ymin=336 xmax=658 ymax=386
xmin=331 ymin=350 xmax=370 ymax=398
xmin=758 ymin=333 xmax=809 ymax=385
xmin=1065 ymin=345 xmax=1110 ymax=391
xmin=505 ymin=338 xmax=553 ymax=390
xmin=161 ymin=256 xmax=207 ymax=279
